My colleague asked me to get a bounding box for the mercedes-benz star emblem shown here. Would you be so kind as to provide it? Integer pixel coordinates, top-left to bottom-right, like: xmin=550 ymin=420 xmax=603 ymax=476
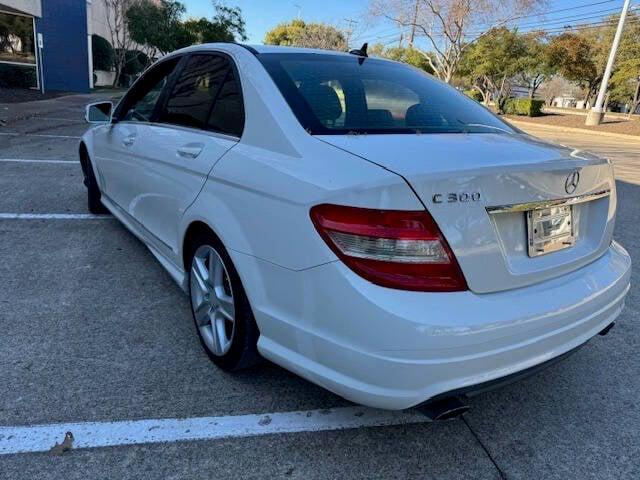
xmin=565 ymin=170 xmax=580 ymax=195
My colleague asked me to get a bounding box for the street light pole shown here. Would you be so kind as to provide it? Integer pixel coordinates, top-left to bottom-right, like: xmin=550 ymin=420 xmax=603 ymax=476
xmin=586 ymin=0 xmax=632 ymax=126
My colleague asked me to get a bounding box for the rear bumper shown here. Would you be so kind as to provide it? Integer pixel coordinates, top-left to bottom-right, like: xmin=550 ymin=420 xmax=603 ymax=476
xmin=236 ymin=241 xmax=631 ymax=410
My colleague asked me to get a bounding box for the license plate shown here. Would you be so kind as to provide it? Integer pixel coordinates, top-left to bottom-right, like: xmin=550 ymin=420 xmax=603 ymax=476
xmin=526 ymin=204 xmax=575 ymax=257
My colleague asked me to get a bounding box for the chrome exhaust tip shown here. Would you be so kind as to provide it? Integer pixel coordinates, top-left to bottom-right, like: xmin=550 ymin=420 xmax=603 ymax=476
xmin=420 ymin=395 xmax=469 ymax=421
xmin=598 ymin=322 xmax=615 ymax=336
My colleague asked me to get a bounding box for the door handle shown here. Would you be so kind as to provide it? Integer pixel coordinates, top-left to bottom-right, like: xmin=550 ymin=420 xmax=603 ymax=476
xmin=122 ymin=135 xmax=136 ymax=147
xmin=177 ymin=145 xmax=203 ymax=159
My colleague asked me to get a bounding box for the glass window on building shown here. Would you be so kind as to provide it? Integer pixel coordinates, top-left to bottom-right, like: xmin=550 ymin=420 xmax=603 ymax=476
xmin=0 ymin=11 xmax=37 ymax=88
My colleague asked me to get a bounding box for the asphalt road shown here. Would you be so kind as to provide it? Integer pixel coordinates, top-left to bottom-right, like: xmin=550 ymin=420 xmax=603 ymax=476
xmin=0 ymin=97 xmax=638 ymax=479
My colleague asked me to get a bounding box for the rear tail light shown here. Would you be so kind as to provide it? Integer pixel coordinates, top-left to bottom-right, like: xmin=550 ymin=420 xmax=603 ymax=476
xmin=310 ymin=204 xmax=467 ymax=292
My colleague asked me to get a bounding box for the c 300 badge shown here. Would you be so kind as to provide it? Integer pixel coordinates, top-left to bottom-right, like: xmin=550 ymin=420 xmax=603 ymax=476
xmin=432 ymin=192 xmax=481 ymax=204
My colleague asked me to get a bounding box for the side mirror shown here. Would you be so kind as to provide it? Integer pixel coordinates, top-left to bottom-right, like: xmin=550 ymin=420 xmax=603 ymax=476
xmin=85 ymin=101 xmax=114 ymax=124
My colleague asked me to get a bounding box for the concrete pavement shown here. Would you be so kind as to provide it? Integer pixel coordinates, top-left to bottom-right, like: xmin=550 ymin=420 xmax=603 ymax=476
xmin=0 ymin=96 xmax=638 ymax=479
xmin=514 ymin=123 xmax=640 ymax=185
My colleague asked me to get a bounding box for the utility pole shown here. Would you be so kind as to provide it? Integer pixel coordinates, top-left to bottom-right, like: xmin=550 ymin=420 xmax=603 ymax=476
xmin=409 ymin=0 xmax=419 ymax=45
xmin=630 ymin=75 xmax=640 ymax=118
xmin=344 ymin=18 xmax=358 ymax=48
xmin=294 ymin=3 xmax=302 ymax=19
xmin=586 ymin=0 xmax=631 ymax=125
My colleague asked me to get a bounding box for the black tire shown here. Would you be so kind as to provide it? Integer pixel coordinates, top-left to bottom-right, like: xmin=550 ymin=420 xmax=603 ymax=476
xmin=83 ymin=156 xmax=109 ymax=214
xmin=188 ymin=232 xmax=261 ymax=371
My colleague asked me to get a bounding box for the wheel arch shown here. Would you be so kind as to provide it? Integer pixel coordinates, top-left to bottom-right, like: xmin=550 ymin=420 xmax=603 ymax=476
xmin=182 ymin=220 xmax=224 ymax=272
xmin=78 ymin=141 xmax=89 ymax=176
xmin=78 ymin=139 xmax=102 ymax=188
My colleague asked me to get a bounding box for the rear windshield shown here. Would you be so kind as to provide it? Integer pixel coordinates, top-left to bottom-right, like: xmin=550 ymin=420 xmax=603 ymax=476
xmin=258 ymin=53 xmax=515 ymax=135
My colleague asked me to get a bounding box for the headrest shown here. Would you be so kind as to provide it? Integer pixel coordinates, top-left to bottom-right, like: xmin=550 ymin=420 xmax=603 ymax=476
xmin=405 ymin=103 xmax=431 ymax=127
xmin=367 ymin=109 xmax=394 ymax=127
xmin=298 ymin=83 xmax=342 ymax=124
xmin=404 ymin=103 xmax=443 ymax=127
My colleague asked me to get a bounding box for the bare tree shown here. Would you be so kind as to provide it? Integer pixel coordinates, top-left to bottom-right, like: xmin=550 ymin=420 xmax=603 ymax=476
xmin=538 ymin=76 xmax=580 ymax=107
xmin=104 ymin=0 xmax=138 ymax=87
xmin=370 ymin=0 xmax=544 ymax=83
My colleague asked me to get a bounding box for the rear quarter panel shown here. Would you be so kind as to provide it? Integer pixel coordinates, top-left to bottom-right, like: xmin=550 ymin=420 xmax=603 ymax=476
xmin=180 ymin=139 xmax=422 ymax=271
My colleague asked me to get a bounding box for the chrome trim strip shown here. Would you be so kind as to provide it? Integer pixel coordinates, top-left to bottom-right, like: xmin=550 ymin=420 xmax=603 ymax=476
xmin=486 ymin=189 xmax=611 ymax=214
xmin=115 ymin=120 xmax=240 ymax=142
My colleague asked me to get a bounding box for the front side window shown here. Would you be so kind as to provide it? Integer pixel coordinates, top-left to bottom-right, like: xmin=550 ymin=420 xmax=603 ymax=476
xmin=120 ymin=58 xmax=180 ymax=122
xmin=259 ymin=53 xmax=515 ymax=135
xmin=158 ymin=54 xmax=229 ymax=129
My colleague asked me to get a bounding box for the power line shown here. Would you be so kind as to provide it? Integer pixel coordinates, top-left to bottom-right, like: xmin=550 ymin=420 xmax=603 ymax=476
xmin=464 ymin=4 xmax=638 ymax=36
xmin=373 ymin=31 xmax=404 ymax=41
xmin=519 ymin=8 xmax=640 ymax=31
xmin=528 ymin=17 xmax=640 ymax=34
xmin=351 ymin=25 xmax=399 ymax=43
xmin=344 ymin=18 xmax=359 ymax=47
xmin=393 ymin=16 xmax=640 ymax=39
xmin=351 ymin=29 xmax=405 ymax=46
xmin=462 ymin=5 xmax=639 ymax=36
xmin=382 ymin=36 xmax=402 ymax=46
xmin=512 ymin=6 xmax=624 ymax=29
xmin=352 ymin=1 xmax=632 ymax=46
xmin=495 ymin=0 xmax=621 ymax=23
xmin=449 ymin=0 xmax=623 ymax=32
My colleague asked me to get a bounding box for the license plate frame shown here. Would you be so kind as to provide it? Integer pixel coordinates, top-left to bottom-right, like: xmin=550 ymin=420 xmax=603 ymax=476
xmin=526 ymin=204 xmax=576 ymax=257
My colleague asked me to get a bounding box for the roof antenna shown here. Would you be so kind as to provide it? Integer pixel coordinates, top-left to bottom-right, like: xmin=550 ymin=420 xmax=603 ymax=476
xmin=349 ymin=42 xmax=368 ymax=57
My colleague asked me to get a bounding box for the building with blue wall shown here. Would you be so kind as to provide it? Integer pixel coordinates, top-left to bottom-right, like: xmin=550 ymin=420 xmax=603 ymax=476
xmin=1 ymin=0 xmax=91 ymax=93
xmin=36 ymin=0 xmax=90 ymax=92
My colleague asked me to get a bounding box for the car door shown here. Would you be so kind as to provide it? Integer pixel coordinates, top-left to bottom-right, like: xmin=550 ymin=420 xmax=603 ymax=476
xmin=93 ymin=56 xmax=182 ymax=211
xmin=124 ymin=53 xmax=244 ymax=253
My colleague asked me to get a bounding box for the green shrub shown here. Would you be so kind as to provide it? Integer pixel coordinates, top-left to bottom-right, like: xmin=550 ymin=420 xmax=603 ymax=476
xmin=92 ymin=35 xmax=114 ymax=71
xmin=503 ymin=98 xmax=544 ymax=117
xmin=0 ymin=63 xmax=37 ymax=88
xmin=464 ymin=89 xmax=483 ymax=102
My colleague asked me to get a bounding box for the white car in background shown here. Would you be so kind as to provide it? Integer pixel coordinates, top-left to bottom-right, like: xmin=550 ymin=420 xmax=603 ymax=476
xmin=81 ymin=43 xmax=631 ymax=419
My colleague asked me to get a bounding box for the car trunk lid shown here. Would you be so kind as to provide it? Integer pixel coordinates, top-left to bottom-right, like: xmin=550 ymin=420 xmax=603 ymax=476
xmin=317 ymin=133 xmax=616 ymax=293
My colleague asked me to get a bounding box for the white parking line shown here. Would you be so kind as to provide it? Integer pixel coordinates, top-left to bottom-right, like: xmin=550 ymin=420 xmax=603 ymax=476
xmin=0 ymin=406 xmax=430 ymax=455
xmin=0 ymin=158 xmax=78 ymax=164
xmin=0 ymin=213 xmax=111 ymax=220
xmin=0 ymin=132 xmax=81 ymax=139
xmin=34 ymin=117 xmax=83 ymax=122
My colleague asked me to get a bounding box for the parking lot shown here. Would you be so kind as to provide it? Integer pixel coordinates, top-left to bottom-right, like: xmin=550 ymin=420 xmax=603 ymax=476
xmin=0 ymin=95 xmax=638 ymax=479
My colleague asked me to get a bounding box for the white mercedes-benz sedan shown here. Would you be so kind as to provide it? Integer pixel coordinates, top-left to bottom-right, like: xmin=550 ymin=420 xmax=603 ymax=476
xmin=80 ymin=43 xmax=631 ymax=416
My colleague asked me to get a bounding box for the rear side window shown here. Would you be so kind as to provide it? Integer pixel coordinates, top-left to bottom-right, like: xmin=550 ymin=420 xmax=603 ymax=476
xmin=159 ymin=54 xmax=229 ymax=129
xmin=206 ymin=68 xmax=244 ymax=137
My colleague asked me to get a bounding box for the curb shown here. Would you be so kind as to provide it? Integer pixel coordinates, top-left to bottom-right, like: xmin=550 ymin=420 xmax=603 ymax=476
xmin=507 ymin=119 xmax=640 ymax=141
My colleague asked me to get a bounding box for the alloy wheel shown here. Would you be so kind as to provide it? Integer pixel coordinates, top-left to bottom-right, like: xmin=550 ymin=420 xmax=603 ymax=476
xmin=190 ymin=245 xmax=236 ymax=356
